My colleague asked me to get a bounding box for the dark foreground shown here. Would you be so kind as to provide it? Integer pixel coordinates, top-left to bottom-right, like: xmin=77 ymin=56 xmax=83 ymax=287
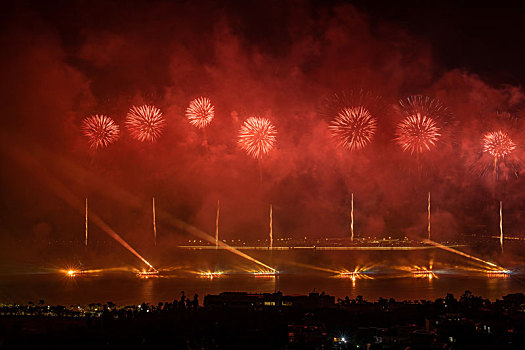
xmin=0 ymin=291 xmax=524 ymax=349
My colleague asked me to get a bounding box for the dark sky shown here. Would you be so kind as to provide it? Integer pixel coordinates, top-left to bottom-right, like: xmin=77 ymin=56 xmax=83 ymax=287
xmin=1 ymin=1 xmax=524 ymax=259
xmin=356 ymin=3 xmax=525 ymax=86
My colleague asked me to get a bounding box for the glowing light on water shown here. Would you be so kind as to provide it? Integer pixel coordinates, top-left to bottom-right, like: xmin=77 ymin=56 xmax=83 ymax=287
xmin=252 ymin=270 xmax=278 ymax=278
xmin=337 ymin=266 xmax=373 ymax=281
xmin=62 ymin=268 xmax=99 ymax=277
xmin=338 ymin=272 xmax=359 ymax=280
xmin=329 ymin=106 xmax=377 ymax=151
xmin=486 ymin=270 xmax=511 ymax=278
xmin=81 ymin=115 xmax=120 ymax=149
xmin=411 ymin=269 xmax=437 ymax=280
xmin=199 ymin=271 xmax=224 ymax=279
xmin=137 ymin=270 xmax=159 ymax=279
xmin=126 ymin=105 xmax=165 ymax=142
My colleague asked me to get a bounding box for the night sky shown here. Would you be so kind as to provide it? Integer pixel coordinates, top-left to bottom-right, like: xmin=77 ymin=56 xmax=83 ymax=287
xmin=1 ymin=1 xmax=524 ymax=260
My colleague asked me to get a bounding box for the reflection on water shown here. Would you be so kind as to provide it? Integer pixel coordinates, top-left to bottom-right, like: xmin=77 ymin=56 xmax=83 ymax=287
xmin=0 ymin=272 xmax=523 ymax=306
xmin=1 ymin=248 xmax=523 ymax=305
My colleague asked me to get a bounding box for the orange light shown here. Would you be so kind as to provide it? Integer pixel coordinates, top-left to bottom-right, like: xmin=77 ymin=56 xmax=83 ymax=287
xmin=136 ymin=270 xmax=159 ymax=279
xmin=199 ymin=271 xmax=224 ymax=279
xmin=486 ymin=270 xmax=511 ymax=278
xmin=252 ymin=270 xmax=278 ymax=278
xmin=412 ymin=270 xmax=437 ymax=279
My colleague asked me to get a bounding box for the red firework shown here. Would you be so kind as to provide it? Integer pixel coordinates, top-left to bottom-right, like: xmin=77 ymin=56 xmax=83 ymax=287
xmin=125 ymin=105 xmax=165 ymax=142
xmin=395 ymin=114 xmax=441 ymax=154
xmin=395 ymin=96 xmax=447 ymax=154
xmin=81 ymin=115 xmax=120 ymax=149
xmin=185 ymin=97 xmax=215 ymax=128
xmin=483 ymin=130 xmax=516 ymax=158
xmin=238 ymin=117 xmax=277 ymax=159
xmin=329 ymin=106 xmax=377 ymax=151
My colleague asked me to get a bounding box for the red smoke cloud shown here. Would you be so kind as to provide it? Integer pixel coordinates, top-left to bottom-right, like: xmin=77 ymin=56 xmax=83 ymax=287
xmin=0 ymin=1 xmax=524 ymax=266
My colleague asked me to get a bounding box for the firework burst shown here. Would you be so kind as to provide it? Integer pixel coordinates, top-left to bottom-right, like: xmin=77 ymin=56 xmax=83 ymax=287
xmin=186 ymin=97 xmax=215 ymax=129
xmin=238 ymin=117 xmax=277 ymax=159
xmin=395 ymin=96 xmax=448 ymax=154
xmin=329 ymin=106 xmax=377 ymax=151
xmin=319 ymin=90 xmax=384 ymax=120
xmin=483 ymin=130 xmax=516 ymax=159
xmin=395 ymin=113 xmax=441 ymax=154
xmin=125 ymin=105 xmax=165 ymax=142
xmin=81 ymin=115 xmax=120 ymax=149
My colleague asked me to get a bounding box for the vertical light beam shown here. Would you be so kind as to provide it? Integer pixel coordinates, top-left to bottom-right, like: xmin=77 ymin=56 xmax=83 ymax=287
xmin=153 ymin=197 xmax=157 ymax=246
xmin=500 ymin=201 xmax=503 ymax=253
xmin=269 ymin=204 xmax=273 ymax=249
xmin=85 ymin=197 xmax=88 ymax=247
xmin=351 ymin=193 xmax=354 ymax=242
xmin=215 ymin=199 xmax=220 ymax=248
xmin=427 ymin=192 xmax=431 ymax=240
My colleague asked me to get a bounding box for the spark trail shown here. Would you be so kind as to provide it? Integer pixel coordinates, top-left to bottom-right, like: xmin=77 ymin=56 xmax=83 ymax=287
xmin=215 ymin=200 xmax=220 ymax=248
xmin=500 ymin=201 xmax=504 ymax=253
xmin=85 ymin=198 xmax=88 ymax=247
xmin=269 ymin=204 xmax=273 ymax=249
xmin=427 ymin=192 xmax=431 ymax=240
xmin=350 ymin=193 xmax=354 ymax=242
xmin=153 ymin=197 xmax=157 ymax=246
